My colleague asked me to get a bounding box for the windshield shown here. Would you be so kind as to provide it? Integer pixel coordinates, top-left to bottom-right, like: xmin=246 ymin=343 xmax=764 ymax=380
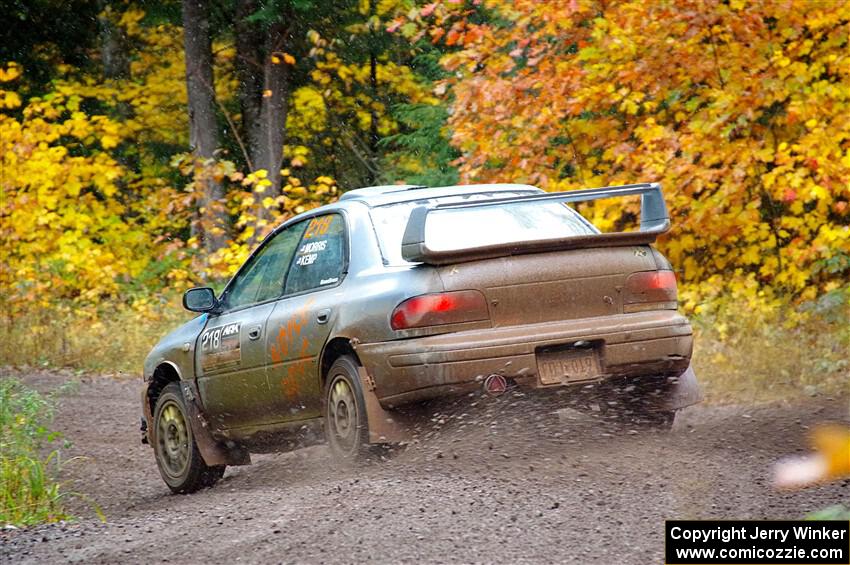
xmin=370 ymin=192 xmax=597 ymax=264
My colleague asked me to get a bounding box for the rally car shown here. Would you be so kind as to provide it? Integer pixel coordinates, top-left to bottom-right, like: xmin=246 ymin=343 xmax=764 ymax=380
xmin=141 ymin=183 xmax=701 ymax=493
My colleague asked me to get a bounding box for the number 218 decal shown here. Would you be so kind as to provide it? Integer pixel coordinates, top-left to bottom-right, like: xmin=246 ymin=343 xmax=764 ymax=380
xmin=304 ymin=216 xmax=333 ymax=239
xmin=201 ymin=322 xmax=240 ymax=353
xmin=200 ymin=323 xmax=241 ymax=371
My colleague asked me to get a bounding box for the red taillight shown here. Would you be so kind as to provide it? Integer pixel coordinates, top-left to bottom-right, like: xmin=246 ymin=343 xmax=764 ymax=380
xmin=624 ymin=270 xmax=678 ymax=312
xmin=390 ymin=290 xmax=489 ymax=330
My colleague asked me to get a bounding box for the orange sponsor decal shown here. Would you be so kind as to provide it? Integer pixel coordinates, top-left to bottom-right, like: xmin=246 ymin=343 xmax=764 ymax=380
xmin=268 ymin=298 xmax=316 ymax=399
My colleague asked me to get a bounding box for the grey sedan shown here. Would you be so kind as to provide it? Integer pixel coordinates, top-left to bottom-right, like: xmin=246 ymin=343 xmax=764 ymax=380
xmin=141 ymin=183 xmax=701 ymax=493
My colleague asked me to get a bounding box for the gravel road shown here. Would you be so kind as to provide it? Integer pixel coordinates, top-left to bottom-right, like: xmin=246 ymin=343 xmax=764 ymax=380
xmin=1 ymin=369 xmax=848 ymax=564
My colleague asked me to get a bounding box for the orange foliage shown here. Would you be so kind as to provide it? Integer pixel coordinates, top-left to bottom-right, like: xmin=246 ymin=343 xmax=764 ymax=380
xmin=403 ymin=0 xmax=850 ymax=304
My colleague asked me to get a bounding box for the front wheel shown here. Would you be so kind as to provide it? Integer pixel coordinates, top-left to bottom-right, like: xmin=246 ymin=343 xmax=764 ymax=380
xmin=324 ymin=355 xmax=370 ymax=461
xmin=153 ymin=382 xmax=225 ymax=493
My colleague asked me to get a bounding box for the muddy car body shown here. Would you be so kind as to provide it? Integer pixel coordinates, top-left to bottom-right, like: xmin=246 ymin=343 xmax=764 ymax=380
xmin=142 ymin=183 xmax=701 ymax=492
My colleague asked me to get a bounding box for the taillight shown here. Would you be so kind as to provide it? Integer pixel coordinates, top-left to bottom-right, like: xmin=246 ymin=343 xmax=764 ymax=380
xmin=390 ymin=290 xmax=489 ymax=330
xmin=624 ymin=270 xmax=678 ymax=312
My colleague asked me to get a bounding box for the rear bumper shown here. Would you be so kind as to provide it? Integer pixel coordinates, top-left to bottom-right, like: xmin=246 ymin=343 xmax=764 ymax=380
xmin=356 ymin=310 xmax=694 ymax=407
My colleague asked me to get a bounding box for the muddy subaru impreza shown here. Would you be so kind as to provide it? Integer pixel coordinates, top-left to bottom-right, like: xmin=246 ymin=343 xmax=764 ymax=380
xmin=141 ymin=183 xmax=701 ymax=493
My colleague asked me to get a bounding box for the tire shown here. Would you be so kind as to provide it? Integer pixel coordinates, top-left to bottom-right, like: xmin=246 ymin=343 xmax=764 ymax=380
xmin=152 ymin=382 xmax=225 ymax=493
xmin=200 ymin=463 xmax=226 ymax=487
xmin=324 ymin=355 xmax=370 ymax=461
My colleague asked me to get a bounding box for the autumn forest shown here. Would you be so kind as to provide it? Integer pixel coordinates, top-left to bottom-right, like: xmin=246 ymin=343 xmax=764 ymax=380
xmin=0 ymin=0 xmax=848 ymax=385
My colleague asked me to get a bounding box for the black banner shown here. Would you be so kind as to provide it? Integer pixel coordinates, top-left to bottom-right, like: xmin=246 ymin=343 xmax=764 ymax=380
xmin=666 ymin=520 xmax=850 ymax=564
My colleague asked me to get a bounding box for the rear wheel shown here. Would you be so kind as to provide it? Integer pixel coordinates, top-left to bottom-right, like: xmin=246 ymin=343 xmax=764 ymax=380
xmin=324 ymin=355 xmax=370 ymax=461
xmin=153 ymin=382 xmax=225 ymax=493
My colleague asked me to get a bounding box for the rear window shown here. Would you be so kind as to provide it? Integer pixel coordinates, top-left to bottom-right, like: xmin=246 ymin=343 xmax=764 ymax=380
xmin=370 ymin=193 xmax=597 ymax=265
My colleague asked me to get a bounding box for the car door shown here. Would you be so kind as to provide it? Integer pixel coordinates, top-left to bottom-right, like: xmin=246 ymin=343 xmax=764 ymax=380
xmin=196 ymin=223 xmax=306 ymax=430
xmin=264 ymin=213 xmax=348 ymax=421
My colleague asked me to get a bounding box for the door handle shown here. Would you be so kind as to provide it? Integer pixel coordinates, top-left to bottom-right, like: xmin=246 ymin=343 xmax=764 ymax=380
xmin=247 ymin=325 xmax=262 ymax=340
xmin=316 ymin=309 xmax=331 ymax=325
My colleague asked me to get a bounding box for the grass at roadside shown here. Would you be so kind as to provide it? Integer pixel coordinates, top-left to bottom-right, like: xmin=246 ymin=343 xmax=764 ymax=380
xmin=0 ymin=377 xmax=70 ymax=526
xmin=807 ymin=505 xmax=850 ymax=520
xmin=691 ymin=292 xmax=849 ymax=403
xmin=0 ymin=297 xmax=190 ymax=375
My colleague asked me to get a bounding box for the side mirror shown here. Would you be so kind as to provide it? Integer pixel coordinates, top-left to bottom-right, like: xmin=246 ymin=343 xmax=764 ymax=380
xmin=183 ymin=287 xmax=218 ymax=313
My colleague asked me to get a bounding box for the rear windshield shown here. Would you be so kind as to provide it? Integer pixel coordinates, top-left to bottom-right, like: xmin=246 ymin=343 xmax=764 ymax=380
xmin=370 ymin=192 xmax=597 ymax=265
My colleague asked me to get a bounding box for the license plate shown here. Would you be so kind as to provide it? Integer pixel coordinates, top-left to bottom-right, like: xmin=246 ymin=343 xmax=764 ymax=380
xmin=536 ymin=348 xmax=600 ymax=385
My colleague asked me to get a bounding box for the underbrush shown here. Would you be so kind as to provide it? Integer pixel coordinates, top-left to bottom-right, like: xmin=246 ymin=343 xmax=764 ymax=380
xmin=0 ymin=378 xmax=69 ymax=526
xmin=691 ymin=289 xmax=849 ymax=403
xmin=807 ymin=505 xmax=850 ymax=520
xmin=0 ymin=296 xmax=190 ymax=375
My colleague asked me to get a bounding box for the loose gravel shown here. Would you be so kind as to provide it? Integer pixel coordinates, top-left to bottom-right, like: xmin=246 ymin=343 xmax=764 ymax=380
xmin=1 ymin=369 xmax=847 ymax=564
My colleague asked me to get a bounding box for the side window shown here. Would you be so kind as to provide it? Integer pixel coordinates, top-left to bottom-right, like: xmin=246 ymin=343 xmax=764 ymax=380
xmin=224 ymin=223 xmax=306 ymax=310
xmin=284 ymin=214 xmax=346 ymax=295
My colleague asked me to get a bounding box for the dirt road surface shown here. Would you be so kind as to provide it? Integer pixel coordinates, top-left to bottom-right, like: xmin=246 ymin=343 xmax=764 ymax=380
xmin=1 ymin=369 xmax=848 ymax=564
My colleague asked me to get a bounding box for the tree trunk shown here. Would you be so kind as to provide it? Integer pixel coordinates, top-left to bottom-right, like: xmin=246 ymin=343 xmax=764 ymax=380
xmin=231 ymin=1 xmax=290 ymax=240
xmin=182 ymin=0 xmax=227 ymax=253
xmin=368 ymin=0 xmax=379 ymax=184
xmin=98 ymin=2 xmax=134 ymax=187
xmin=251 ymin=20 xmax=289 ymax=227
xmin=98 ymin=2 xmax=130 ymax=80
xmin=235 ymin=0 xmax=262 ymax=167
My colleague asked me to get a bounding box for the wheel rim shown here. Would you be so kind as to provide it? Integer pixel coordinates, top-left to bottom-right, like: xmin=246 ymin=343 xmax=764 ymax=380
xmin=328 ymin=375 xmax=358 ymax=453
xmin=156 ymin=399 xmax=190 ymax=479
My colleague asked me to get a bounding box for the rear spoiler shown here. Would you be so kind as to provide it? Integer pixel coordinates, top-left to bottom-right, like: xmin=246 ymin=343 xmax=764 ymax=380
xmin=401 ymin=182 xmax=670 ymax=265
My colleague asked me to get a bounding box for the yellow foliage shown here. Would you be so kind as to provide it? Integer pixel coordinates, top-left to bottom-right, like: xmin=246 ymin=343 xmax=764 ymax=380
xmin=289 ymin=26 xmax=438 ymax=150
xmin=201 ymin=165 xmax=339 ymax=279
xmin=0 ymin=62 xmax=21 ymax=82
xmin=0 ymin=70 xmax=185 ymax=313
xmin=0 ymin=90 xmax=21 ymax=108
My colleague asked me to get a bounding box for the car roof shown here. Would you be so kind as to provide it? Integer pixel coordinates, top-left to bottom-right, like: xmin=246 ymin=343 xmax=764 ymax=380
xmin=338 ymin=183 xmax=543 ymax=207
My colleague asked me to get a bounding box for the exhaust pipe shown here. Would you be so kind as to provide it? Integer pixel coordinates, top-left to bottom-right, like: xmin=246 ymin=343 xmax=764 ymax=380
xmin=483 ymin=374 xmax=507 ymax=396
